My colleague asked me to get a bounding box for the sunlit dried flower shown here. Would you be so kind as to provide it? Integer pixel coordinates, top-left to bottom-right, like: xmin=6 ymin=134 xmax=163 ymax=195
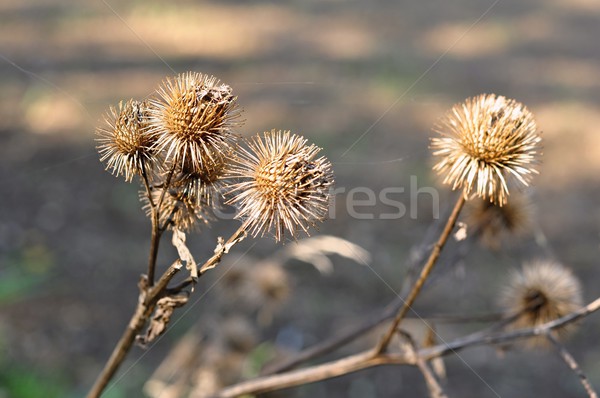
xmin=431 ymin=94 xmax=542 ymax=205
xmin=96 ymin=99 xmax=156 ymax=181
xmin=148 ymin=72 xmax=240 ymax=174
xmin=501 ymin=260 xmax=583 ymax=345
xmin=227 ymin=130 xmax=334 ymax=242
xmin=463 ymin=194 xmax=533 ymax=250
xmin=174 ymin=152 xmax=230 ymax=210
xmin=142 ymin=186 xmax=212 ymax=232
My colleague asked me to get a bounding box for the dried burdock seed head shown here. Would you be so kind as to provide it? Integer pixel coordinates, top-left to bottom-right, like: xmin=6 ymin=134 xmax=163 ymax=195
xmin=227 ymin=130 xmax=334 ymax=242
xmin=142 ymin=186 xmax=212 ymax=232
xmin=431 ymin=94 xmax=542 ymax=206
xmin=501 ymin=260 xmax=583 ymax=346
xmin=174 ymin=152 xmax=231 ymax=209
xmin=149 ymin=71 xmax=241 ymax=174
xmin=96 ymin=99 xmax=157 ymax=181
xmin=463 ymin=193 xmax=533 ymax=250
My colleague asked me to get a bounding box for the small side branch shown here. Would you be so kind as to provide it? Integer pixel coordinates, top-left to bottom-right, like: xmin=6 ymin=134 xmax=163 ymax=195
xmin=546 ymin=332 xmax=598 ymax=398
xmin=375 ymin=194 xmax=466 ymax=354
xmin=86 ymin=261 xmax=183 ymax=398
xmin=213 ymin=350 xmax=411 ymax=398
xmin=399 ymin=331 xmax=448 ymax=398
xmin=214 ymin=297 xmax=600 ymax=398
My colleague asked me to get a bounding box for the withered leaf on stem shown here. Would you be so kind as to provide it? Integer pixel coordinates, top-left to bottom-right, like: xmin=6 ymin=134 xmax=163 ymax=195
xmin=137 ymin=294 xmax=189 ymax=347
xmin=172 ymin=229 xmax=198 ymax=279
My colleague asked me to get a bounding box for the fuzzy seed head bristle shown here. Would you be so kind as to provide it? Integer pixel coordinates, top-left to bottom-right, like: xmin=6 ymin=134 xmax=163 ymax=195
xmin=149 ymin=72 xmax=241 ymax=174
xmin=227 ymin=130 xmax=334 ymax=242
xmin=501 ymin=260 xmax=583 ymax=346
xmin=96 ymin=99 xmax=157 ymax=181
xmin=431 ymin=94 xmax=542 ymax=206
xmin=141 ymin=186 xmax=212 ymax=232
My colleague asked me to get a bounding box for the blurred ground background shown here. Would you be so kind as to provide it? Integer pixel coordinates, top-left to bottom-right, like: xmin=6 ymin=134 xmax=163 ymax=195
xmin=1 ymin=0 xmax=600 ymax=397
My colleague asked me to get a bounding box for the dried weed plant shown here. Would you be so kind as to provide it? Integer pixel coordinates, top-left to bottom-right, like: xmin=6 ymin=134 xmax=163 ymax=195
xmin=89 ymin=78 xmax=600 ymax=398
xmin=431 ymin=94 xmax=542 ymax=206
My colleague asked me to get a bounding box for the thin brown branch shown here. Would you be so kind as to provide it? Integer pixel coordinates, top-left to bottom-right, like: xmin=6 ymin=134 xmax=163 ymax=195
xmin=156 ymin=165 xmax=177 ymax=231
xmin=141 ymin=164 xmax=161 ymax=286
xmin=398 ymin=331 xmax=448 ymax=398
xmin=546 ymin=332 xmax=598 ymax=398
xmin=88 ymin=221 xmax=249 ymax=398
xmin=86 ymin=260 xmax=183 ymax=398
xmin=214 ymin=297 xmax=600 ymax=398
xmin=263 ymin=209 xmax=451 ymax=375
xmin=199 ymin=223 xmax=248 ymax=275
xmin=416 ymin=356 xmax=448 ymax=398
xmin=375 ymin=193 xmax=466 ymax=354
xmin=420 ymin=297 xmax=600 ymax=360
xmin=213 ymin=349 xmax=411 ymax=398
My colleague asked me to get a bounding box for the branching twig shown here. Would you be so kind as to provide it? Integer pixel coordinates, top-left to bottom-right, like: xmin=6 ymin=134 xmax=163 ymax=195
xmin=375 ymin=194 xmax=466 ymax=354
xmin=86 ymin=260 xmax=183 ymax=398
xmin=546 ymin=332 xmax=598 ymax=398
xmin=140 ymin=165 xmax=162 ymax=286
xmin=263 ymin=210 xmax=451 ymax=375
xmin=212 ymin=349 xmax=412 ymax=398
xmin=87 ymin=223 xmax=249 ymax=398
xmin=212 ymin=297 xmax=600 ymax=398
xmin=398 ymin=330 xmax=448 ymax=398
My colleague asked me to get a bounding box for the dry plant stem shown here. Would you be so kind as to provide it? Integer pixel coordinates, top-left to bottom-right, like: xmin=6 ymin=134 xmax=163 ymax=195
xmin=215 ymin=297 xmax=600 ymax=398
xmin=213 ymin=350 xmax=411 ymax=398
xmin=87 ymin=261 xmax=183 ymax=398
xmin=199 ymin=222 xmax=248 ymax=274
xmin=546 ymin=332 xmax=598 ymax=398
xmin=263 ymin=211 xmax=451 ymax=375
xmin=88 ymin=222 xmax=249 ymax=398
xmin=421 ymin=296 xmax=600 ymax=359
xmin=140 ymin=166 xmax=160 ymax=286
xmin=375 ymin=193 xmax=466 ymax=355
xmin=399 ymin=330 xmax=448 ymax=398
xmin=416 ymin=357 xmax=448 ymax=398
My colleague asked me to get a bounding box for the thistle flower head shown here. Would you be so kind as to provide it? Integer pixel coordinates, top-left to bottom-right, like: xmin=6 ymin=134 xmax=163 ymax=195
xmin=431 ymin=94 xmax=542 ymax=205
xmin=96 ymin=99 xmax=156 ymax=181
xmin=227 ymin=130 xmax=334 ymax=242
xmin=149 ymin=72 xmax=240 ymax=174
xmin=501 ymin=260 xmax=583 ymax=345
xmin=142 ymin=186 xmax=212 ymax=232
xmin=463 ymin=194 xmax=532 ymax=249
xmin=174 ymin=152 xmax=230 ymax=210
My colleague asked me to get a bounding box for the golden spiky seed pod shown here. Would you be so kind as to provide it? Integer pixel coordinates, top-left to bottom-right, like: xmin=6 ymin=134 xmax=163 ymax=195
xmin=501 ymin=260 xmax=583 ymax=345
xmin=431 ymin=94 xmax=542 ymax=206
xmin=141 ymin=186 xmax=212 ymax=232
xmin=463 ymin=194 xmax=532 ymax=250
xmin=227 ymin=130 xmax=334 ymax=242
xmin=148 ymin=71 xmax=241 ymax=174
xmin=175 ymin=152 xmax=230 ymax=209
xmin=96 ymin=99 xmax=157 ymax=181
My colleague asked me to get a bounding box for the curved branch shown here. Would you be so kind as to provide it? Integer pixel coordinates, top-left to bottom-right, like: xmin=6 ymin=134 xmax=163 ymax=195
xmin=213 ymin=350 xmax=411 ymax=398
xmin=214 ymin=297 xmax=600 ymax=398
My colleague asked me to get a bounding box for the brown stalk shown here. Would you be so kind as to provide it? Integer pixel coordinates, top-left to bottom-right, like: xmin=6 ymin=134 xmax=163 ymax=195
xmin=86 ymin=260 xmax=183 ymax=398
xmin=213 ymin=297 xmax=600 ymax=398
xmin=87 ymin=222 xmax=248 ymax=398
xmin=140 ymin=164 xmax=161 ymax=286
xmin=262 ymin=208 xmax=451 ymax=375
xmin=546 ymin=332 xmax=598 ymax=398
xmin=398 ymin=331 xmax=448 ymax=398
xmin=375 ymin=193 xmax=466 ymax=354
